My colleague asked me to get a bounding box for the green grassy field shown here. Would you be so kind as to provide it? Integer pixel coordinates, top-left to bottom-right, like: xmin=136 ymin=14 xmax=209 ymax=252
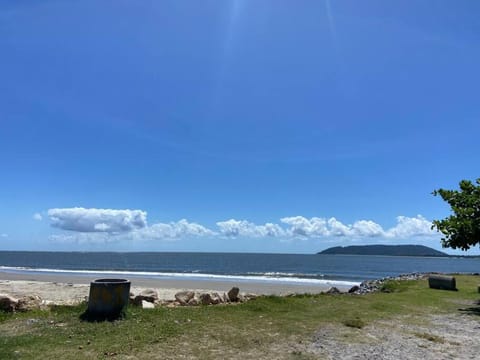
xmin=1 ymin=275 xmax=480 ymax=359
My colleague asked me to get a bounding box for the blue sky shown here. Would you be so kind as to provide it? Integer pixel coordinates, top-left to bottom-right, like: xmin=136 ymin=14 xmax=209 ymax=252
xmin=1 ymin=1 xmax=479 ymax=254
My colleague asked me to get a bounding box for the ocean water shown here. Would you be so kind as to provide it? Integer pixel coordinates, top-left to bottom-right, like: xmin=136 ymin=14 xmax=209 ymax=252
xmin=0 ymin=251 xmax=479 ymax=287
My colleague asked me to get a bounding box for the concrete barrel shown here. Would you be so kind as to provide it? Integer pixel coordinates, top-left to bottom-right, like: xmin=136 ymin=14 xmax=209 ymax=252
xmin=87 ymin=279 xmax=131 ymax=319
xmin=428 ymin=275 xmax=457 ymax=291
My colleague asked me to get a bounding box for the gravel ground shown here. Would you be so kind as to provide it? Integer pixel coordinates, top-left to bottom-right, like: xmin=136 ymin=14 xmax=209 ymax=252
xmin=302 ymin=313 xmax=480 ymax=359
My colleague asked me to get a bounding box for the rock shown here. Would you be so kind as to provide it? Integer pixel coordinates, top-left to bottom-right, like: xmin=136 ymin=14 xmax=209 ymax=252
xmin=134 ymin=289 xmax=159 ymax=305
xmin=141 ymin=300 xmax=155 ymax=309
xmin=129 ymin=292 xmax=136 ymax=304
xmin=227 ymin=287 xmax=240 ymax=302
xmin=175 ymin=291 xmax=195 ymax=306
xmin=326 ymin=287 xmax=341 ymax=295
xmin=17 ymin=295 xmax=43 ymax=312
xmin=199 ymin=293 xmax=213 ymax=305
xmin=187 ymin=298 xmax=199 ymax=306
xmin=132 ymin=296 xmax=141 ymax=306
xmin=26 ymin=318 xmax=40 ymax=325
xmin=0 ymin=294 xmax=18 ymax=312
xmin=210 ymin=292 xmax=223 ymax=305
xmin=348 ymin=285 xmax=360 ymax=294
xmin=244 ymin=293 xmax=258 ymax=300
xmin=139 ymin=289 xmax=159 ymax=303
xmin=352 ymin=272 xmax=429 ymax=295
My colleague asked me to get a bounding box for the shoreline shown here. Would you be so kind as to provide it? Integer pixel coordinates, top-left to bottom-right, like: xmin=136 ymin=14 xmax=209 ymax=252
xmin=0 ymin=270 xmax=354 ymax=305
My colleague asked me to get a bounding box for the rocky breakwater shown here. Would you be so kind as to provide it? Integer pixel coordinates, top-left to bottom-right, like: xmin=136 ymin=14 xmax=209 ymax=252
xmin=348 ymin=272 xmax=429 ymax=295
xmin=0 ymin=294 xmax=44 ymax=312
xmin=129 ymin=287 xmax=258 ymax=309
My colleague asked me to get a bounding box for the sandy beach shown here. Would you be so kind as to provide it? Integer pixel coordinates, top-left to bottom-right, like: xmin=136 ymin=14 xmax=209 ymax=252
xmin=0 ymin=271 xmax=350 ymax=305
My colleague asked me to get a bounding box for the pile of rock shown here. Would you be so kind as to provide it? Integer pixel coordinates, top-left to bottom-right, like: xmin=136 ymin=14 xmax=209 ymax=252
xmin=130 ymin=289 xmax=160 ymax=309
xmin=348 ymin=272 xmax=428 ymax=295
xmin=0 ymin=294 xmax=43 ymax=312
xmin=129 ymin=287 xmax=257 ymax=309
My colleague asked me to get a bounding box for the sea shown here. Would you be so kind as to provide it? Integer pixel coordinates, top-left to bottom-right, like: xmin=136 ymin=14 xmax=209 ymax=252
xmin=0 ymin=251 xmax=479 ymax=288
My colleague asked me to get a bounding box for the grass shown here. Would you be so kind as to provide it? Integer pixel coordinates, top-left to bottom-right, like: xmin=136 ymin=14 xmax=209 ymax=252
xmin=413 ymin=332 xmax=445 ymax=343
xmin=1 ymin=275 xmax=480 ymax=359
xmin=342 ymin=317 xmax=366 ymax=329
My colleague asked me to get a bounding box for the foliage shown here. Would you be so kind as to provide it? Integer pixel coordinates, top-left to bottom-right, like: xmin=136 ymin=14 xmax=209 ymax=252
xmin=432 ymin=178 xmax=480 ymax=250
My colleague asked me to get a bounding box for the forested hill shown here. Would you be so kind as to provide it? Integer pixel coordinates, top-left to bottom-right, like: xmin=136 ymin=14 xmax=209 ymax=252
xmin=318 ymin=245 xmax=448 ymax=257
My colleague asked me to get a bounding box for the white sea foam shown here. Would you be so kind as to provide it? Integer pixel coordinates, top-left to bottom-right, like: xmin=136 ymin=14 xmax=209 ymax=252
xmin=0 ymin=266 xmax=360 ymax=287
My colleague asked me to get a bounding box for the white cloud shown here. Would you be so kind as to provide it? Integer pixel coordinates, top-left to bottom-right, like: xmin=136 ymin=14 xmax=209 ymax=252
xmin=48 ymin=207 xmax=147 ymax=232
xmin=45 ymin=206 xmax=438 ymax=245
xmin=33 ymin=213 xmax=43 ymax=221
xmin=216 ymin=219 xmax=286 ymax=238
xmin=260 ymin=222 xmax=287 ymax=237
xmin=134 ymin=219 xmax=215 ymax=240
xmin=49 ymin=218 xmax=214 ymax=244
xmin=280 ymin=216 xmax=329 ymax=237
xmin=385 ymin=215 xmax=436 ymax=238
xmin=280 ymin=216 xmax=387 ymax=238
xmin=327 ymin=217 xmax=353 ymax=236
xmin=1 ymin=233 xmax=8 ymax=238
xmin=351 ymin=220 xmax=385 ymax=237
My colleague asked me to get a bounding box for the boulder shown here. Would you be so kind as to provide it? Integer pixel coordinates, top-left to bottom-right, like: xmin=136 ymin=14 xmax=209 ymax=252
xmin=141 ymin=300 xmax=155 ymax=309
xmin=210 ymin=292 xmax=223 ymax=305
xmin=134 ymin=289 xmax=159 ymax=305
xmin=139 ymin=289 xmax=159 ymax=302
xmin=0 ymin=294 xmax=18 ymax=312
xmin=199 ymin=293 xmax=213 ymax=305
xmin=187 ymin=298 xmax=199 ymax=306
xmin=16 ymin=295 xmax=43 ymax=311
xmin=129 ymin=292 xmax=136 ymax=305
xmin=175 ymin=291 xmax=195 ymax=306
xmin=348 ymin=285 xmax=360 ymax=294
xmin=227 ymin=287 xmax=240 ymax=302
xmin=326 ymin=287 xmax=341 ymax=295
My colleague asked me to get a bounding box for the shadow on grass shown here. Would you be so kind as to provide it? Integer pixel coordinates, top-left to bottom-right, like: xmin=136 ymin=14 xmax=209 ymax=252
xmin=458 ymin=299 xmax=480 ymax=316
xmin=79 ymin=309 xmax=127 ymax=322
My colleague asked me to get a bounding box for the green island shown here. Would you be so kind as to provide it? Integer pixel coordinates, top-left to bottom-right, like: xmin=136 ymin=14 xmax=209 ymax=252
xmin=2 ymin=275 xmax=480 ymax=359
xmin=318 ymin=244 xmax=448 ymax=257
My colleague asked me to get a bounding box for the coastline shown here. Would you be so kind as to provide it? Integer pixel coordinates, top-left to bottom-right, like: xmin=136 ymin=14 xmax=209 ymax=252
xmin=2 ymin=272 xmax=479 ymax=359
xmin=0 ymin=270 xmax=354 ymax=305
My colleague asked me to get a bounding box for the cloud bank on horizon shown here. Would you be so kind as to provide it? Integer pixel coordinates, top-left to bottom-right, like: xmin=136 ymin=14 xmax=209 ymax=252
xmin=43 ymin=207 xmax=437 ymax=244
